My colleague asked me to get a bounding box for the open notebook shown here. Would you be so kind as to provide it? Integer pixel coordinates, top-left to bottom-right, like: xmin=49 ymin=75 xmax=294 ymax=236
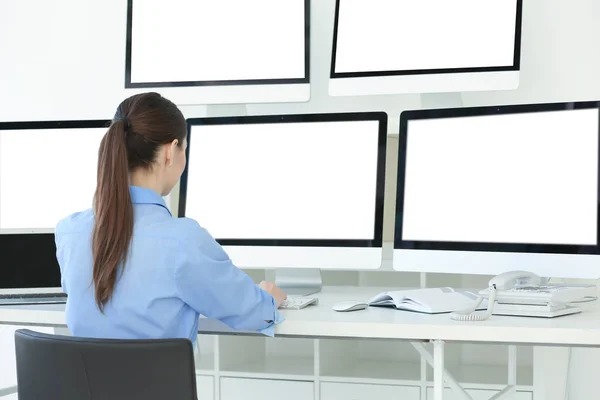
xmin=368 ymin=287 xmax=485 ymax=314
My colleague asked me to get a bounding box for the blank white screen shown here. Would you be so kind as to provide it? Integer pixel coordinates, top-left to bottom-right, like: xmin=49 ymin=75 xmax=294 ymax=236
xmin=131 ymin=0 xmax=306 ymax=84
xmin=185 ymin=121 xmax=380 ymax=240
xmin=334 ymin=0 xmax=517 ymax=74
xmin=402 ymin=109 xmax=599 ymax=246
xmin=0 ymin=128 xmax=105 ymax=229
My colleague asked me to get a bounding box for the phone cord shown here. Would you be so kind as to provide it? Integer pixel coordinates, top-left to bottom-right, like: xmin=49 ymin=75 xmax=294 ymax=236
xmin=450 ymin=285 xmax=497 ymax=321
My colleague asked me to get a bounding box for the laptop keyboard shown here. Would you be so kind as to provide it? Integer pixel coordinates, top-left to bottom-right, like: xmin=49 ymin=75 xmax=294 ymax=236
xmin=0 ymin=292 xmax=67 ymax=305
xmin=0 ymin=292 xmax=67 ymax=299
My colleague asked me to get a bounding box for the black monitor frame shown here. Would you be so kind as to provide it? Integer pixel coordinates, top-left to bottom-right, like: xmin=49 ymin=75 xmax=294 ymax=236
xmin=179 ymin=112 xmax=387 ymax=248
xmin=125 ymin=0 xmax=311 ymax=89
xmin=395 ymin=101 xmax=600 ymax=255
xmin=330 ymin=0 xmax=523 ymax=79
xmin=0 ymin=119 xmax=110 ymax=289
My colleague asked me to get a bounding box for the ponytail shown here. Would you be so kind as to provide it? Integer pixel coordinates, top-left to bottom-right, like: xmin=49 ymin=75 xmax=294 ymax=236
xmin=92 ymin=119 xmax=134 ymax=311
xmin=91 ymin=91 xmax=187 ymax=311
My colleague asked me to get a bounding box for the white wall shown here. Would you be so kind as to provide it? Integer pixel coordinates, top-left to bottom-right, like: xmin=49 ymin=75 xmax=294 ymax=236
xmin=1 ymin=0 xmax=600 ymax=396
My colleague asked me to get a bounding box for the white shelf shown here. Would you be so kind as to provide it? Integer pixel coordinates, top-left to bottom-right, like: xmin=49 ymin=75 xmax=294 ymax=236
xmin=319 ymin=338 xmax=421 ymax=384
xmin=220 ymin=355 xmax=314 ymax=380
xmin=320 ymin=360 xmax=421 ymax=384
xmin=195 ymin=354 xmax=215 ymax=375
xmin=218 ymin=335 xmax=315 ymax=380
xmin=428 ymin=363 xmax=533 ymax=388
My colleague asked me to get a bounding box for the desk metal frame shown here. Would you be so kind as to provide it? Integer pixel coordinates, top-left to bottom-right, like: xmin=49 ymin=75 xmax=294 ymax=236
xmin=0 ymin=386 xmax=17 ymax=398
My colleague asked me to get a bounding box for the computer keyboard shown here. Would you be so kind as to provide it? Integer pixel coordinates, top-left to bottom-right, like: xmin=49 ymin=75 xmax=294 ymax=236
xmin=279 ymin=297 xmax=318 ymax=310
xmin=0 ymin=292 xmax=67 ymax=305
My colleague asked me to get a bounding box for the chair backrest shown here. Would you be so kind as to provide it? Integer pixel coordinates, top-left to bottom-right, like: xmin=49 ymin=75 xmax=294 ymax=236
xmin=14 ymin=329 xmax=197 ymax=400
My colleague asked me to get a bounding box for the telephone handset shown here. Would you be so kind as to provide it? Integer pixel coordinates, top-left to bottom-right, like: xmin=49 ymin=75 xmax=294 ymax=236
xmin=488 ymin=270 xmax=545 ymax=290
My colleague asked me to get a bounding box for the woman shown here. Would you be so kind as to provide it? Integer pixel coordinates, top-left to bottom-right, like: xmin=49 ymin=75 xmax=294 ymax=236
xmin=55 ymin=92 xmax=286 ymax=343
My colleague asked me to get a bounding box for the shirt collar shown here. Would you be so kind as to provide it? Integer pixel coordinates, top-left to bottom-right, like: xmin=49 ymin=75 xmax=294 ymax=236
xmin=129 ymin=186 xmax=172 ymax=216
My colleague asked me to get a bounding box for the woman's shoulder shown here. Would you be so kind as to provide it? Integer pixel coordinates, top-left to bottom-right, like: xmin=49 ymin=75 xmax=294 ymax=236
xmin=167 ymin=217 xmax=226 ymax=257
xmin=168 ymin=217 xmax=214 ymax=242
xmin=55 ymin=209 xmax=94 ymax=235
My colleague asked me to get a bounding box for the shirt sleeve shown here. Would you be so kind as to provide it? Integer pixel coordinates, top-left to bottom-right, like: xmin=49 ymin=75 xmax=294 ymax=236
xmin=174 ymin=224 xmax=280 ymax=332
xmin=54 ymin=217 xmax=72 ymax=295
xmin=54 ymin=233 xmax=68 ymax=294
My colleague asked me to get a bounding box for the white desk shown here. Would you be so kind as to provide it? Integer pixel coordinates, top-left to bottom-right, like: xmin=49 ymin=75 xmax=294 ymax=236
xmin=1 ymin=286 xmax=598 ymax=400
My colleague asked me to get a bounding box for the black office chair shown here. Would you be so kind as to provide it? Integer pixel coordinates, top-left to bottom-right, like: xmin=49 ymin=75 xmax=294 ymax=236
xmin=14 ymin=329 xmax=197 ymax=400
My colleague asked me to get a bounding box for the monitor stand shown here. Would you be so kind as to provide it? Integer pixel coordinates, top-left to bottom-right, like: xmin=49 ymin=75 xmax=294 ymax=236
xmin=419 ymin=92 xmax=464 ymax=109
xmin=205 ymin=104 xmax=248 ymax=117
xmin=275 ymin=268 xmax=322 ymax=296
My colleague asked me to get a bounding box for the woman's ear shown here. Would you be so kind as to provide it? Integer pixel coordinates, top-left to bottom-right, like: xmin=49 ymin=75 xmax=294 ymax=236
xmin=165 ymin=139 xmax=179 ymax=167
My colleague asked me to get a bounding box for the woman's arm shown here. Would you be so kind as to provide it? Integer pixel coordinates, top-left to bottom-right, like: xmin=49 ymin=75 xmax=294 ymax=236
xmin=174 ymin=225 xmax=283 ymax=331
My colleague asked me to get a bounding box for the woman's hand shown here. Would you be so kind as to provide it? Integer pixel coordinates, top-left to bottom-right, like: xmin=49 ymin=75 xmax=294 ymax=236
xmin=259 ymin=281 xmax=287 ymax=307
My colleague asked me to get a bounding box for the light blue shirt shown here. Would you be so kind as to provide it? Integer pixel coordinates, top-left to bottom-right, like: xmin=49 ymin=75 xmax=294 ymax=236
xmin=55 ymin=186 xmax=283 ymax=344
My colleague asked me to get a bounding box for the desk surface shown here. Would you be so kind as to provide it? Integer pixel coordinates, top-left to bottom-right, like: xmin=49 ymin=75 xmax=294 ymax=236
xmin=1 ymin=286 xmax=600 ymax=346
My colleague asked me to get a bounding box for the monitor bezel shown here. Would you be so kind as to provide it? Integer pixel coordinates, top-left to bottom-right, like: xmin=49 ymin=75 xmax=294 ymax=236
xmin=330 ymin=0 xmax=523 ymax=79
xmin=179 ymin=112 xmax=387 ymax=248
xmin=395 ymin=101 xmax=600 ymax=255
xmin=125 ymin=0 xmax=311 ymax=89
xmin=0 ymin=120 xmax=111 ymax=132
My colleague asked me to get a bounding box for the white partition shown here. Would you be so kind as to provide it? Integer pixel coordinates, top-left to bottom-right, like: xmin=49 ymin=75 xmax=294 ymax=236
xmin=221 ymin=378 xmax=313 ymax=400
xmin=322 ymin=382 xmax=420 ymax=400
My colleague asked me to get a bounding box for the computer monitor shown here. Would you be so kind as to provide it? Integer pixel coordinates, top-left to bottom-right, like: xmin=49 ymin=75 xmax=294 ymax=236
xmin=179 ymin=112 xmax=387 ymax=294
xmin=0 ymin=121 xmax=107 ymax=231
xmin=329 ymin=0 xmax=522 ymax=97
xmin=125 ymin=0 xmax=310 ymax=105
xmin=0 ymin=120 xmax=108 ymax=293
xmin=394 ymin=102 xmax=600 ymax=279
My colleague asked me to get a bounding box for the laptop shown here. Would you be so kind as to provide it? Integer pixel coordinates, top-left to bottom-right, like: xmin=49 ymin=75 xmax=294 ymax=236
xmin=0 ymin=232 xmax=67 ymax=306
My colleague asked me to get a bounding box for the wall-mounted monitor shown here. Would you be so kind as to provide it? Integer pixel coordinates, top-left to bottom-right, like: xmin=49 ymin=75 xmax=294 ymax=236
xmin=330 ymin=0 xmax=522 ymax=96
xmin=394 ymin=101 xmax=600 ymax=279
xmin=0 ymin=120 xmax=108 ymax=293
xmin=179 ymin=112 xmax=387 ymax=276
xmin=126 ymin=0 xmax=310 ymax=105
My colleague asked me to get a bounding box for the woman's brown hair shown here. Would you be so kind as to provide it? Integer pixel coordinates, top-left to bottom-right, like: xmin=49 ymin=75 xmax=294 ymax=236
xmin=92 ymin=92 xmax=186 ymax=311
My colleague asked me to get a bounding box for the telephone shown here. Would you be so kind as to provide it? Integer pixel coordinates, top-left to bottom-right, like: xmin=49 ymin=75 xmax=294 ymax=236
xmin=450 ymin=271 xmax=597 ymax=321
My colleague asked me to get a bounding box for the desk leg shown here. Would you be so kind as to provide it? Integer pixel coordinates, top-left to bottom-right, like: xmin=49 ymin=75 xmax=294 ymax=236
xmin=533 ymin=346 xmax=569 ymax=400
xmin=412 ymin=342 xmax=471 ymax=400
xmin=433 ymin=340 xmax=445 ymax=400
xmin=508 ymin=345 xmax=517 ymax=387
xmin=563 ymin=347 xmax=600 ymax=399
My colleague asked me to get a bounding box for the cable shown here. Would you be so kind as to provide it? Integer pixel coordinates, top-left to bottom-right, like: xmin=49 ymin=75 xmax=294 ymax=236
xmin=450 ymin=285 xmax=497 ymax=321
xmin=568 ymin=296 xmax=598 ymax=304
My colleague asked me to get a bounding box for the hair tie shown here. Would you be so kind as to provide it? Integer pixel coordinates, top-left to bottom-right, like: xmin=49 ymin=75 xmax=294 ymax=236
xmin=122 ymin=116 xmax=131 ymax=131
